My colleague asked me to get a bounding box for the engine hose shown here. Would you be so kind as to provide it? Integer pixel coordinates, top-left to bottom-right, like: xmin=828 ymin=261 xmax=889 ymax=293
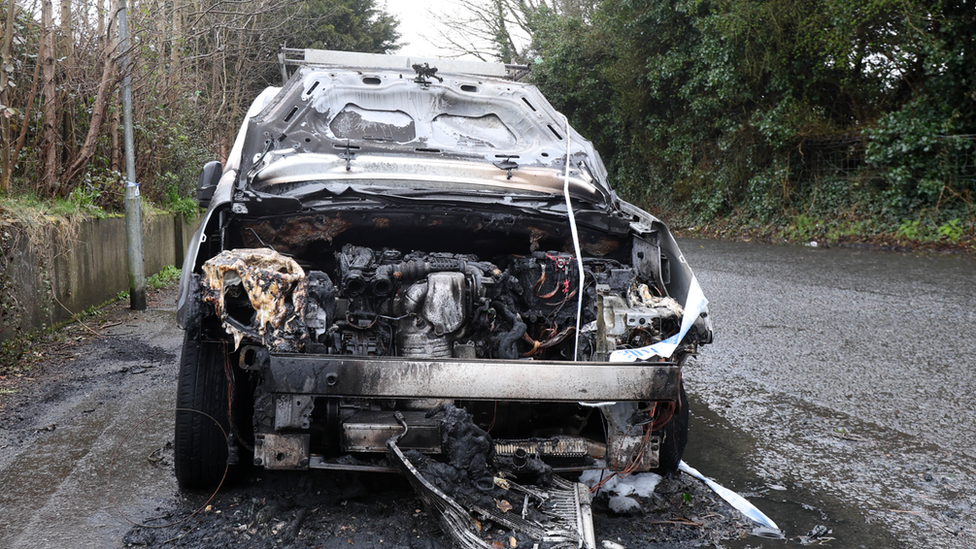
xmin=492 ymin=301 xmax=526 ymax=360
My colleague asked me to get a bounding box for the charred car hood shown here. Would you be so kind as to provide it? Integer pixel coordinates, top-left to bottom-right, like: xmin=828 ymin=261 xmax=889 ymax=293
xmin=234 ymin=65 xmax=614 ymax=207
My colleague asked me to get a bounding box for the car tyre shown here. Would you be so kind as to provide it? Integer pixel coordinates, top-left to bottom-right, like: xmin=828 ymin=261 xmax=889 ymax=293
xmin=654 ymin=382 xmax=689 ymax=473
xmin=174 ymin=330 xmax=230 ymax=490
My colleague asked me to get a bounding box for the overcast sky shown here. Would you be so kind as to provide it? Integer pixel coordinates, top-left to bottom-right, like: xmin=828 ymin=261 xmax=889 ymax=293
xmin=384 ymin=0 xmax=455 ymax=58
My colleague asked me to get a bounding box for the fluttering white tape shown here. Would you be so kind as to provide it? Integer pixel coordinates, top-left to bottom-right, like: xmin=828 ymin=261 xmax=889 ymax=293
xmin=679 ymin=461 xmax=780 ymax=531
xmin=608 ymin=275 xmax=707 ymax=362
xmin=561 ymin=114 xmax=585 ymax=361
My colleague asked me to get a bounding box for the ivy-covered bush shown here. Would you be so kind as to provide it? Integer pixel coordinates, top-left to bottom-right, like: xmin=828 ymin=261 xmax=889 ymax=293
xmin=528 ymin=0 xmax=975 ymax=242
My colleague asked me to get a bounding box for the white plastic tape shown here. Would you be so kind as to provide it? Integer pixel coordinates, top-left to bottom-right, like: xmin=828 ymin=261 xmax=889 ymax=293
xmin=608 ymin=276 xmax=707 ymax=362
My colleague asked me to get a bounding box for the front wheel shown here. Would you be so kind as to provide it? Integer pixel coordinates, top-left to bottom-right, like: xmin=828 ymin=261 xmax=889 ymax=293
xmin=653 ymin=382 xmax=689 ymax=473
xmin=174 ymin=331 xmax=230 ymax=490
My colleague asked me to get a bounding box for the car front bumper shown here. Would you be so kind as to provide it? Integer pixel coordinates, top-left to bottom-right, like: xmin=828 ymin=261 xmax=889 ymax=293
xmin=261 ymin=354 xmax=680 ymax=403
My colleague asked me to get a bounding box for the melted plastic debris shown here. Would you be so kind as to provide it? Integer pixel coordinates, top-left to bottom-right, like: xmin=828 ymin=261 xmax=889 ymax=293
xmin=628 ymin=283 xmax=684 ymax=318
xmin=580 ymin=468 xmax=663 ymax=499
xmin=392 ymin=404 xmax=595 ymax=548
xmin=201 ymin=248 xmax=309 ymax=351
xmin=607 ymin=495 xmax=641 ymax=515
xmin=580 ymin=468 xmax=663 ymax=514
xmin=407 ymin=404 xmax=509 ymax=510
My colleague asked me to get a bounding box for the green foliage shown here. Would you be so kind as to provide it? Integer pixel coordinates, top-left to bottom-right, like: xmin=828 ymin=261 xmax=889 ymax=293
xmin=289 ymin=0 xmax=401 ymax=53
xmin=159 ymin=171 xmax=202 ymax=220
xmin=165 ymin=195 xmax=200 ymax=220
xmin=61 ymin=170 xmax=128 ymax=217
xmin=937 ymin=219 xmax=964 ymax=242
xmin=3 ymin=191 xmax=105 ymax=221
xmin=788 ymin=214 xmax=817 ymax=241
xmin=65 ymin=186 xmax=106 ymax=219
xmin=824 ymin=219 xmax=873 ymax=242
xmin=132 ymin=112 xmax=213 ymax=207
xmin=527 ymin=0 xmax=975 ymax=241
xmin=146 ymin=265 xmax=181 ymax=290
xmin=530 ymin=13 xmax=624 ymax=175
xmin=892 ymin=217 xmax=966 ymax=243
xmin=896 ymin=219 xmax=921 ymax=240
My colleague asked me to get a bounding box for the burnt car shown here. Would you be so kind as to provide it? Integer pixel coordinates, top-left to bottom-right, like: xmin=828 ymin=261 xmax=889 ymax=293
xmin=175 ymin=49 xmax=712 ymax=493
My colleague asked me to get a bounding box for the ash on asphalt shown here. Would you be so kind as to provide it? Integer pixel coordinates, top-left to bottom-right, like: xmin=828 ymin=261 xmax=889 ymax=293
xmin=122 ymin=401 xmax=760 ymax=548
xmin=122 ymin=462 xmax=758 ymax=548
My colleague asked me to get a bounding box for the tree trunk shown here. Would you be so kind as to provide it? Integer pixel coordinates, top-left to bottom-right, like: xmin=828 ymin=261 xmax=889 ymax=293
xmin=1 ymin=0 xmax=17 ymax=192
xmin=58 ymin=0 xmax=75 ymax=164
xmin=97 ymin=0 xmax=105 ymax=37
xmin=60 ymin=0 xmax=72 ymax=56
xmin=62 ymin=0 xmax=121 ymax=185
xmin=12 ymin=45 xmax=41 ymax=172
xmin=169 ymin=0 xmax=181 ymax=109
xmin=41 ymin=0 xmax=59 ymax=196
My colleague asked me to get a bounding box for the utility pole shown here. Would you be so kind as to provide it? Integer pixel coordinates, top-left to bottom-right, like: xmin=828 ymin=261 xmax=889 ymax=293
xmin=119 ymin=0 xmax=146 ymax=310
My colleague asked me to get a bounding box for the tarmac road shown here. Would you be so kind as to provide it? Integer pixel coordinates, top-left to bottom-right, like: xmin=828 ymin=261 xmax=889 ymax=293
xmin=681 ymin=238 xmax=976 ymax=549
xmin=0 ymin=293 xmax=183 ymax=548
xmin=0 ymin=238 xmax=973 ymax=548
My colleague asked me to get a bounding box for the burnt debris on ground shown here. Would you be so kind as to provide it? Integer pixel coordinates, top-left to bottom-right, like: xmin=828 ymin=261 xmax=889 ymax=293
xmin=123 ymin=471 xmax=447 ymax=549
xmin=392 ymin=404 xmax=590 ymax=549
xmin=589 ymin=472 xmax=758 ymax=547
xmin=120 ymin=466 xmax=756 ymax=548
xmin=122 ymin=403 xmax=757 ymax=548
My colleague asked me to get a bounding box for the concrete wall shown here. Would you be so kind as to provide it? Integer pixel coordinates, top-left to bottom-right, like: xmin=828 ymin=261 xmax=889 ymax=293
xmin=0 ymin=214 xmax=195 ymax=342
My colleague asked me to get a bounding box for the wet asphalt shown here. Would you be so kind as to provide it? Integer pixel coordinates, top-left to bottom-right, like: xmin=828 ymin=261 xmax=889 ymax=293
xmin=679 ymin=238 xmax=976 ymax=548
xmin=0 ymin=238 xmax=974 ymax=548
xmin=0 ymin=303 xmax=183 ymax=548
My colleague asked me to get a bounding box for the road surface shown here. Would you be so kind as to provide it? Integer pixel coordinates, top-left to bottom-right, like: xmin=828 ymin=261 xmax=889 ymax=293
xmin=1 ymin=238 xmax=973 ymax=548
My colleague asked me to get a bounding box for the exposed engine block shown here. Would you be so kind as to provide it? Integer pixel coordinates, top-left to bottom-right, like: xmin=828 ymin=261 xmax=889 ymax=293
xmin=201 ymin=244 xmax=684 ymax=362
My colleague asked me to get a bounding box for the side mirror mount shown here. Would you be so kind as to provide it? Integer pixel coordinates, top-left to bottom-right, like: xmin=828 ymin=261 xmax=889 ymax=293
xmin=196 ymin=161 xmax=223 ymax=209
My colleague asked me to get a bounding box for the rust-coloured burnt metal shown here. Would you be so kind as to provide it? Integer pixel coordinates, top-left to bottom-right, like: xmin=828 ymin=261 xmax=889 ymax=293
xmin=580 ymin=236 xmax=621 ymax=257
xmin=240 ymin=215 xmax=353 ymax=254
xmin=201 ymin=248 xmax=309 ymax=351
xmin=527 ymin=226 xmax=550 ymax=252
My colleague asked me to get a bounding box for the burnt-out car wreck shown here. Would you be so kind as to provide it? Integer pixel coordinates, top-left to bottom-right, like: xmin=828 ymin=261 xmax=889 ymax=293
xmin=175 ymin=50 xmax=712 ymax=547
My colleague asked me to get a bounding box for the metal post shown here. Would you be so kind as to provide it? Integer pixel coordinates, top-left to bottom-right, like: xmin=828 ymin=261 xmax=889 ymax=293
xmin=119 ymin=0 xmax=146 ymax=310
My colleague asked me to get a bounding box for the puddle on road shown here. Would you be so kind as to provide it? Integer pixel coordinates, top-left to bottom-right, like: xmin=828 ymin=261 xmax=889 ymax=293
xmin=0 ymin=387 xmax=179 ymax=549
xmin=684 ymin=391 xmax=904 ymax=548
